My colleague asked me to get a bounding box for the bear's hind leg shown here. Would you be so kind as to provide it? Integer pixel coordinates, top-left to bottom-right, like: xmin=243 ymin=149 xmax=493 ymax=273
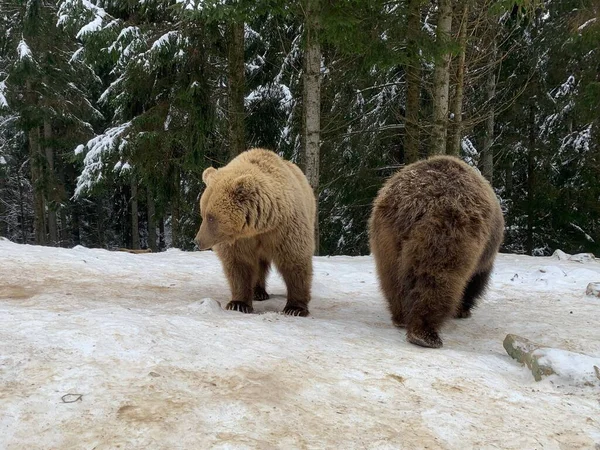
xmin=254 ymin=259 xmax=271 ymax=301
xmin=402 ymin=271 xmax=459 ymax=348
xmin=401 ymin=226 xmax=479 ymax=348
xmin=456 ymin=267 xmax=491 ymax=318
xmin=370 ymin=228 xmax=405 ymax=327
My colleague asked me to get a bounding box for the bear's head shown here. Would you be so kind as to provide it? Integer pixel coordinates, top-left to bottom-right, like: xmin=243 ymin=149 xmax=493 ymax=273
xmin=195 ymin=166 xmax=270 ymax=250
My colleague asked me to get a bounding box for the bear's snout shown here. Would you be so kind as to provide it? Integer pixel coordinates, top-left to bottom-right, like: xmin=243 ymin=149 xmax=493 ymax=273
xmin=195 ymin=226 xmax=212 ymax=250
xmin=194 ymin=236 xmax=207 ymax=250
xmin=195 ymin=235 xmax=211 ymax=251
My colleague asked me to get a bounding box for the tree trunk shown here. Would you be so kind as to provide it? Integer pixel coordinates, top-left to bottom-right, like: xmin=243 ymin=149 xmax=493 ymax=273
xmin=0 ymin=172 xmax=5 ymax=238
xmin=57 ymin=164 xmax=68 ymax=247
xmin=404 ymin=0 xmax=422 ymax=164
xmin=44 ymin=120 xmax=58 ymax=245
xmin=72 ymin=201 xmax=81 ymax=246
xmin=159 ymin=217 xmax=166 ymax=251
xmin=29 ymin=126 xmax=46 ymax=245
xmin=96 ymin=198 xmax=106 ymax=248
xmin=448 ymin=1 xmax=469 ymax=156
xmin=171 ymin=169 xmax=181 ymax=249
xmin=147 ymin=186 xmax=158 ymax=252
xmin=131 ymin=176 xmax=140 ymax=250
xmin=526 ymin=102 xmax=535 ymax=256
xmin=430 ymin=0 xmax=453 ymax=156
xmin=59 ymin=208 xmax=68 ymax=247
xmin=303 ymin=0 xmax=321 ymax=255
xmin=480 ymin=39 xmax=497 ymax=184
xmin=506 ymin=158 xmax=513 ymax=198
xmin=228 ymin=21 xmax=246 ymax=160
xmin=505 ymin=157 xmax=513 ymax=229
xmin=17 ymin=167 xmax=28 ymax=244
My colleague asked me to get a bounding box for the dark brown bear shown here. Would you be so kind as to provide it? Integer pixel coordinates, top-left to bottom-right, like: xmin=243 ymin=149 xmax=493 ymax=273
xmin=368 ymin=155 xmax=504 ymax=348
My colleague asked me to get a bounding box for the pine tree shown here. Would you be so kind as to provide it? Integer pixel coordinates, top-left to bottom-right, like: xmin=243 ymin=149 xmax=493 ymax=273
xmin=1 ymin=0 xmax=101 ymax=246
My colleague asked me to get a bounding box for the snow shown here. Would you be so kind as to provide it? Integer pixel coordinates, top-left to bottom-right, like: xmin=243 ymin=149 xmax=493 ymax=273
xmin=245 ymin=84 xmax=292 ymax=108
xmin=578 ymin=17 xmax=597 ymax=31
xmin=569 ymin=223 xmax=595 ymax=243
xmin=533 ymin=348 xmax=600 ymax=386
xmin=1 ymin=241 xmax=599 ymax=448
xmin=73 ymin=122 xmax=131 ymax=196
xmin=461 ymin=136 xmax=478 ymax=167
xmin=108 ymin=26 xmax=141 ymax=55
xmin=151 ymin=31 xmax=179 ymax=51
xmin=98 ymin=75 xmax=124 ymax=105
xmin=555 ymin=75 xmax=576 ymax=99
xmin=164 ymin=113 xmax=171 ymax=131
xmin=76 ymin=16 xmax=103 ymax=39
xmin=112 ymin=160 xmax=130 ymax=172
xmin=0 ymin=80 xmax=7 ymax=108
xmin=17 ymin=40 xmax=33 ymax=61
xmin=175 ymin=0 xmax=205 ymax=10
xmin=69 ymin=47 xmax=85 ymax=63
xmin=0 ymin=156 xmax=6 ymax=165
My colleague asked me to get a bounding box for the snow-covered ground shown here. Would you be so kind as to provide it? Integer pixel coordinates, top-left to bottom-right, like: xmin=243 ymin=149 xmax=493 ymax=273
xmin=1 ymin=239 xmax=599 ymax=449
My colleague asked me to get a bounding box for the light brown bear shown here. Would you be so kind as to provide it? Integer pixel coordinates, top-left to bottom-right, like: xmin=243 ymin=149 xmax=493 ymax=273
xmin=368 ymin=155 xmax=504 ymax=348
xmin=195 ymin=148 xmax=316 ymax=317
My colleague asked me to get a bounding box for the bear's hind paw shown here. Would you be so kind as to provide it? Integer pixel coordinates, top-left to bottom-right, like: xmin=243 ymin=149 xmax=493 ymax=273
xmin=454 ymin=309 xmax=472 ymax=319
xmin=283 ymin=305 xmax=309 ymax=317
xmin=254 ymin=286 xmax=270 ymax=301
xmin=226 ymin=301 xmax=253 ymax=314
xmin=406 ymin=329 xmax=443 ymax=348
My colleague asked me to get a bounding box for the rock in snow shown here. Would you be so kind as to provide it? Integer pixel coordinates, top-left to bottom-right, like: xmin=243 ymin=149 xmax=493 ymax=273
xmin=586 ymin=282 xmax=600 ymax=297
xmin=504 ymin=334 xmax=600 ymax=385
xmin=552 ymin=249 xmax=571 ymax=261
xmin=503 ymin=334 xmax=556 ymax=381
xmin=552 ymin=249 xmax=596 ymax=263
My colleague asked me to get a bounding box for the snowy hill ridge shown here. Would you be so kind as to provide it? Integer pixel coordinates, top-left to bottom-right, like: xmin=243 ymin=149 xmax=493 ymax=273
xmin=1 ymin=240 xmax=599 ymax=449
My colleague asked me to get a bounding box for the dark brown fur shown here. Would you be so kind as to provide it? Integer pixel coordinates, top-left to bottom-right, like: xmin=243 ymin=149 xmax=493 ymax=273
xmin=368 ymin=156 xmax=504 ymax=348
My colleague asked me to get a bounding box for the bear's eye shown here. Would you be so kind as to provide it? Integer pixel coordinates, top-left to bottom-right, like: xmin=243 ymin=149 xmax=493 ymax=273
xmin=206 ymin=214 xmax=216 ymax=224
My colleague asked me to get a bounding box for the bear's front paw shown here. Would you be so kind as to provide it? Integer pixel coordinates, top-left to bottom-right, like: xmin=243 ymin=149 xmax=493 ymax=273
xmin=454 ymin=309 xmax=472 ymax=319
xmin=226 ymin=301 xmax=253 ymax=314
xmin=254 ymin=286 xmax=270 ymax=301
xmin=283 ymin=305 xmax=309 ymax=317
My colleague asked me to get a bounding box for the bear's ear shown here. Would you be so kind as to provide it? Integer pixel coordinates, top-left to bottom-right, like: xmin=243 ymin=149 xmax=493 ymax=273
xmin=202 ymin=167 xmax=217 ymax=185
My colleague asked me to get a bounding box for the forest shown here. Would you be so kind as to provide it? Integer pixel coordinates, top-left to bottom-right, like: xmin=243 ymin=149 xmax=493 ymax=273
xmin=0 ymin=0 xmax=598 ymax=256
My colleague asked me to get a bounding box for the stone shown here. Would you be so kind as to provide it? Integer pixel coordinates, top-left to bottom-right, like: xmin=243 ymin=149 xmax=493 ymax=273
xmin=552 ymin=249 xmax=570 ymax=261
xmin=503 ymin=334 xmax=555 ymax=381
xmin=504 ymin=334 xmax=600 ymax=385
xmin=570 ymin=253 xmax=595 ymax=263
xmin=586 ymin=283 xmax=600 ymax=297
xmin=552 ymin=249 xmax=596 ymax=263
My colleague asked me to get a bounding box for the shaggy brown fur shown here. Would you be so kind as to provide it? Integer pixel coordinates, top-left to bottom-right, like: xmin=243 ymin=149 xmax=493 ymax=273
xmin=368 ymin=155 xmax=504 ymax=348
xmin=195 ymin=148 xmax=316 ymax=316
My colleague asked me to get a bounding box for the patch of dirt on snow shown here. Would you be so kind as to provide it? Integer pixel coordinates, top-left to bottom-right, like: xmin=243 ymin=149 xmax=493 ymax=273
xmin=0 ymin=285 xmax=39 ymax=300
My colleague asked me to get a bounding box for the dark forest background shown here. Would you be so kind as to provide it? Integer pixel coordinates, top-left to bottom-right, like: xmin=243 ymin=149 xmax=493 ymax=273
xmin=1 ymin=0 xmax=599 ymax=256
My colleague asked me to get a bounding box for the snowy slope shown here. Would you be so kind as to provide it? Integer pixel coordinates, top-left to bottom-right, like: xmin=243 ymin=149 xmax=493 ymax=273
xmin=0 ymin=239 xmax=599 ymax=449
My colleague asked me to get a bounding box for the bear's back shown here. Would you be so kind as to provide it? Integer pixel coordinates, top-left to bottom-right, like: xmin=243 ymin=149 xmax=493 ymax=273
xmin=373 ymin=155 xmax=500 ymax=236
